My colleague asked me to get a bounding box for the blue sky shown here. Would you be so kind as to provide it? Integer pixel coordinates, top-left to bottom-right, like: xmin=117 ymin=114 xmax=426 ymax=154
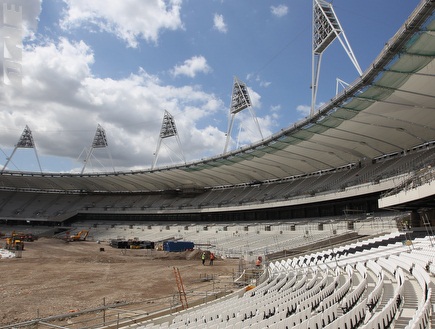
xmin=0 ymin=0 xmax=420 ymax=173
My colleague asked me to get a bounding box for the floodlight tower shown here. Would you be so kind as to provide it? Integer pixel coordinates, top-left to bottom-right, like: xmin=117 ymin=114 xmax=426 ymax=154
xmin=223 ymin=76 xmax=263 ymax=154
xmin=80 ymin=124 xmax=114 ymax=174
xmin=1 ymin=125 xmax=42 ymax=173
xmin=152 ymin=110 xmax=186 ymax=170
xmin=311 ymin=0 xmax=362 ymax=116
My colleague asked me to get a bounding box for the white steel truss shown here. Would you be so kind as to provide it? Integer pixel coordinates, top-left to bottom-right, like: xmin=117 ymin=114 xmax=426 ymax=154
xmin=152 ymin=110 xmax=185 ymax=169
xmin=80 ymin=124 xmax=114 ymax=174
xmin=336 ymin=78 xmax=350 ymax=95
xmin=1 ymin=125 xmax=42 ymax=173
xmin=224 ymin=76 xmax=263 ymax=154
xmin=311 ymin=0 xmax=362 ymax=115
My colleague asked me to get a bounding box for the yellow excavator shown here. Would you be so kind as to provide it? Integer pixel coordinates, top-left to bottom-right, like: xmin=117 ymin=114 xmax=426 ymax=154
xmin=67 ymin=230 xmax=89 ymax=242
xmin=5 ymin=232 xmax=25 ymax=250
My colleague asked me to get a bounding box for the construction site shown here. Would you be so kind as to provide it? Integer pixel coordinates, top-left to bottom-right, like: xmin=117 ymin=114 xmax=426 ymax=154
xmin=0 ymin=233 xmax=241 ymax=327
xmin=0 ymin=216 xmax=405 ymax=328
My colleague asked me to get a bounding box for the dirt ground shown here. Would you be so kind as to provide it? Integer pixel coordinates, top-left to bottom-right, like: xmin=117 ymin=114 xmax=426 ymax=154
xmin=0 ymin=238 xmax=241 ymax=326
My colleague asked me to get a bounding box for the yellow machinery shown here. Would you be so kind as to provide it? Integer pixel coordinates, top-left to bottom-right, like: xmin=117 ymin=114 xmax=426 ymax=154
xmin=68 ymin=230 xmax=89 ymax=242
xmin=5 ymin=233 xmax=24 ymax=250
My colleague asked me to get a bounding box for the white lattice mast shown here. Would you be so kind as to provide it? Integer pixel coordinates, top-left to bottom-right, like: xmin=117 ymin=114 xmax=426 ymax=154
xmin=336 ymin=78 xmax=350 ymax=95
xmin=223 ymin=76 xmax=263 ymax=154
xmin=3 ymin=2 xmax=23 ymax=87
xmin=311 ymin=0 xmax=362 ymax=116
xmin=80 ymin=124 xmax=114 ymax=174
xmin=152 ymin=110 xmax=185 ymax=170
xmin=2 ymin=125 xmax=42 ymax=173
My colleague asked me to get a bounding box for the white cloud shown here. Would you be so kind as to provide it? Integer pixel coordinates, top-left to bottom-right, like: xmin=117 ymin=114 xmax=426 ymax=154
xmin=246 ymin=73 xmax=271 ymax=88
xmin=260 ymin=80 xmax=271 ymax=88
xmin=271 ymin=5 xmax=288 ymax=18
xmin=296 ymin=104 xmax=311 ymax=118
xmin=270 ymin=104 xmax=281 ymax=112
xmin=171 ymin=55 xmax=211 ymax=78
xmin=296 ymin=102 xmax=324 ymax=120
xmin=228 ymin=111 xmax=275 ymax=150
xmin=0 ymin=38 xmax=228 ymax=171
xmin=60 ymin=0 xmax=183 ymax=47
xmin=247 ymin=87 xmax=261 ymax=109
xmin=213 ymin=13 xmax=227 ymax=33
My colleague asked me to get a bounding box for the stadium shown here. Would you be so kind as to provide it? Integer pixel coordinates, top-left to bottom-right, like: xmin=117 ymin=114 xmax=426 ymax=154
xmin=1 ymin=0 xmax=435 ymax=328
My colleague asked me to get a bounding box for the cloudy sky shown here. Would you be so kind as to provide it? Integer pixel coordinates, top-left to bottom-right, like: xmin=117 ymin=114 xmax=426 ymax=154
xmin=0 ymin=0 xmax=419 ymax=173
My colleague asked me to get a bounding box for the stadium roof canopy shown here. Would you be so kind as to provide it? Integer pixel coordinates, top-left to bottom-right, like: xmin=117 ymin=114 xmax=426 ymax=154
xmin=0 ymin=1 xmax=434 ymax=193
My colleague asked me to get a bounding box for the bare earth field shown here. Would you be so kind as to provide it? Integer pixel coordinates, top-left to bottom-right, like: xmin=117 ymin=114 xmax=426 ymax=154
xmin=0 ymin=238 xmax=241 ymax=326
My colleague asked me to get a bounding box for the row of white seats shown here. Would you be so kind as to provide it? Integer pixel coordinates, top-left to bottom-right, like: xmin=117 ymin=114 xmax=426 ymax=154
xmin=324 ymin=297 xmax=367 ymax=329
xmin=341 ymin=263 xmax=367 ymax=313
xmin=365 ymin=259 xmax=384 ymax=311
xmin=170 ymin=270 xmax=307 ymax=327
xmin=361 ymin=267 xmax=404 ymax=329
xmin=137 ymin=234 xmax=434 ymax=329
xmin=167 ymin=265 xmax=337 ymax=328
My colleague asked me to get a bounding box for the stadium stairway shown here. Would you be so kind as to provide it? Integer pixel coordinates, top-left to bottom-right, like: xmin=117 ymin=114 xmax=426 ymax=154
xmin=432 ymin=286 xmax=435 ymax=329
xmin=379 ymin=270 xmax=396 ymax=307
xmin=394 ymin=275 xmax=421 ymax=328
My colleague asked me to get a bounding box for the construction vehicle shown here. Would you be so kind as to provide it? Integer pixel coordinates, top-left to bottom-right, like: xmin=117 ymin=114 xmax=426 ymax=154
xmin=5 ymin=233 xmax=24 ymax=250
xmin=14 ymin=232 xmax=37 ymax=242
xmin=110 ymin=239 xmax=154 ymax=249
xmin=67 ymin=230 xmax=89 ymax=242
